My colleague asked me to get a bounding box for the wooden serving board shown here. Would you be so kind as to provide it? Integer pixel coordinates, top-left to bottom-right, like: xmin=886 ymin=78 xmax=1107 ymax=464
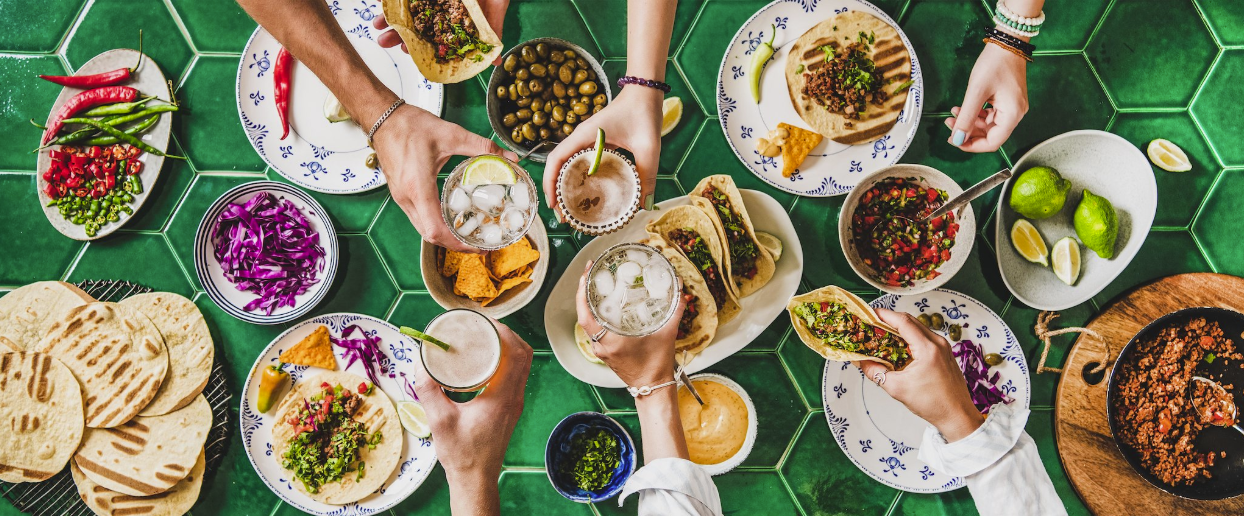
xmin=1055 ymin=273 xmax=1244 ymax=514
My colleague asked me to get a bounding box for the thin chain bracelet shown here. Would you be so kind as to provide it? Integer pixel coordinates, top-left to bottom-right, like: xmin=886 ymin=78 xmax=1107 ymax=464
xmin=367 ymin=98 xmax=406 ymax=147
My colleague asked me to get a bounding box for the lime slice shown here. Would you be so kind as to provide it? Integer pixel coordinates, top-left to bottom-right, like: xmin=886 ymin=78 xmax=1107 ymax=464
xmin=573 ymin=323 xmax=604 ymax=365
xmin=1010 ymin=219 xmax=1049 ymax=267
xmin=1147 ymin=138 xmax=1192 ymax=172
xmin=1051 ymin=237 xmax=1082 ymax=286
xmin=397 ymin=401 xmax=432 ymax=438
xmin=586 ymin=128 xmax=606 ymax=176
xmin=660 ymin=97 xmax=683 ymax=137
xmin=462 ymin=155 xmax=517 ymax=186
xmin=324 ymin=93 xmax=351 ymax=123
xmin=756 ymin=231 xmax=783 ymax=262
xmin=399 ymin=326 xmax=451 ymax=351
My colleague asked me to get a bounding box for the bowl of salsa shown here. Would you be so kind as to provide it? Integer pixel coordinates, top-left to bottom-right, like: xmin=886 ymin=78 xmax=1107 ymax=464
xmin=838 ymin=165 xmax=975 ymax=294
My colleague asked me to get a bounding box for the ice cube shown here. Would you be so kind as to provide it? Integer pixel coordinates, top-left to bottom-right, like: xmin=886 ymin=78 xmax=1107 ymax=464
xmin=479 ymin=223 xmax=503 ymax=246
xmin=471 ymin=184 xmax=506 ymax=214
xmin=622 ymin=285 xmax=649 ymax=308
xmin=592 ymin=270 xmax=616 ymax=298
xmin=643 ymin=265 xmax=671 ymax=300
xmin=448 ymin=187 xmax=471 ymax=214
xmin=598 ymin=291 xmax=624 ymax=326
xmin=508 ymin=185 xmax=531 ymax=211
xmin=625 ymin=249 xmax=650 ymax=265
xmin=634 ymin=300 xmax=655 ymax=326
xmin=500 ymin=208 xmax=526 ymax=233
xmin=454 ymin=211 xmax=481 ymax=236
xmin=615 ymin=261 xmax=642 ymax=287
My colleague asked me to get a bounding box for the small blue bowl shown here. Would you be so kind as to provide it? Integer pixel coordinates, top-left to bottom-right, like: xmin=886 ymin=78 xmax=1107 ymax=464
xmin=544 ymin=412 xmax=637 ymax=503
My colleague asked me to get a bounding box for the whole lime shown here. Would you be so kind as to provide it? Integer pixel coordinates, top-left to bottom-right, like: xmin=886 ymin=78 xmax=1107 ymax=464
xmin=1009 ymin=166 xmax=1072 ymax=219
xmin=1074 ymin=190 xmax=1118 ymax=259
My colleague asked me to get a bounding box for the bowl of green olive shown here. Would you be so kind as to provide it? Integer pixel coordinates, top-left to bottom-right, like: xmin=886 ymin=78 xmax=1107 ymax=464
xmin=487 ymin=38 xmax=611 ymax=163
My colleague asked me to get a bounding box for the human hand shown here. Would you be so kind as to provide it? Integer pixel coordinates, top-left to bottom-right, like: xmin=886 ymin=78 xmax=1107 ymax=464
xmin=375 ymin=0 xmax=509 ymax=59
xmin=543 ymin=86 xmax=664 ymax=219
xmin=856 ymin=308 xmax=983 ymax=442
xmin=574 ymin=261 xmax=685 ymax=387
xmin=371 ymin=104 xmax=517 ymax=253
xmin=946 ymin=43 xmax=1029 ymax=153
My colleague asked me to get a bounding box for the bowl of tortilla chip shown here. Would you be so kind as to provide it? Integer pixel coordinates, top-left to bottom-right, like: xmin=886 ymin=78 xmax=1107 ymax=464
xmin=420 ymin=221 xmax=549 ymax=318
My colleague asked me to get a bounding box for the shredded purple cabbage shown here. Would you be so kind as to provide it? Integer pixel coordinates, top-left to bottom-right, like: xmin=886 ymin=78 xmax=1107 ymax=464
xmin=212 ymin=192 xmax=326 ymax=315
xmin=952 ymin=339 xmax=1013 ymax=414
xmin=331 ymin=324 xmax=388 ymax=387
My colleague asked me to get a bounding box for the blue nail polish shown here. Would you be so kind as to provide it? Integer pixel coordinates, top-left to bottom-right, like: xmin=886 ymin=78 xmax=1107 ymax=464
xmin=952 ymin=129 xmax=966 ymax=147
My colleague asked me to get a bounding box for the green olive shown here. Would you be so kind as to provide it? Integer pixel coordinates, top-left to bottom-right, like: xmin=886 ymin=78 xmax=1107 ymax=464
xmin=563 ymin=123 xmax=575 ymax=136
xmin=516 ymin=108 xmax=533 ymax=121
xmin=558 ymin=66 xmax=574 ymax=84
xmin=930 ymin=313 xmax=945 ymax=329
xmin=947 ymin=324 xmax=962 ymax=342
xmin=549 ymin=119 xmax=562 ymax=130
xmin=917 ymin=314 xmax=932 ymax=327
xmin=577 ymin=81 xmax=597 ymax=96
xmin=520 ymin=45 xmax=537 ymax=63
xmin=587 ymin=70 xmax=597 ymax=81
xmin=984 ymin=353 xmax=1004 ymax=367
xmin=543 ymin=101 xmax=553 ymax=113
xmin=563 ymin=49 xmax=577 ymax=60
xmin=496 ymin=85 xmax=508 ymax=99
xmin=529 ymin=63 xmax=547 ymax=77
xmin=507 ymin=84 xmax=518 ymax=101
xmin=515 ymin=96 xmax=532 ymax=108
xmin=502 ymin=113 xmax=519 ymax=127
xmin=532 ymin=110 xmax=548 ymax=126
xmin=511 ymin=126 xmax=524 ymax=143
xmin=573 ymin=69 xmax=589 ymax=84
xmin=546 ymin=62 xmax=559 ymax=77
xmin=539 ymin=127 xmax=552 ymax=140
xmin=515 ymin=68 xmax=530 ymax=81
xmin=572 ymin=102 xmax=589 ymax=116
xmin=549 ymin=51 xmax=565 ymax=64
xmin=593 ymin=93 xmax=608 ymax=106
xmin=531 ymin=98 xmax=545 ymax=112
xmin=365 ymin=152 xmax=379 ymax=169
xmin=578 ymin=95 xmax=591 ymax=105
xmin=553 ymin=81 xmax=567 ymax=98
xmin=528 ymin=79 xmax=545 ymax=94
xmin=576 ymin=58 xmax=589 ymax=70
xmin=558 ymin=97 xmax=569 ymax=106
xmin=521 ymin=122 xmax=537 ymax=141
xmin=565 ymin=111 xmax=579 ymax=124
xmin=551 ymin=105 xmax=566 ymax=122
xmin=536 ymin=42 xmax=550 ymax=58
xmin=591 ymin=104 xmax=604 ymax=114
xmin=503 ymin=54 xmax=518 ymax=72
xmin=516 ymin=80 xmax=531 ymax=97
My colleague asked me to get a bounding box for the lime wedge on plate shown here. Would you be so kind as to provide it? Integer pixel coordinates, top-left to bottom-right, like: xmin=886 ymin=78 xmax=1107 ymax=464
xmin=756 ymin=231 xmax=783 ymax=262
xmin=1051 ymin=237 xmax=1081 ymax=286
xmin=587 ymin=128 xmax=606 ymax=176
xmin=463 ymin=155 xmax=517 ymax=186
xmin=660 ymin=97 xmax=683 ymax=137
xmin=399 ymin=326 xmax=452 ymax=351
xmin=397 ymin=401 xmax=432 ymax=438
xmin=1147 ymin=138 xmax=1192 ymax=172
xmin=573 ymin=323 xmax=604 ymax=364
xmin=1010 ymin=219 xmax=1049 ymax=267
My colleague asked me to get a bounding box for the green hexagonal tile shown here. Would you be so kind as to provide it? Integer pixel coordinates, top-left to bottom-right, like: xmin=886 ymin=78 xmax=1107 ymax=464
xmin=190 ymin=435 xmax=283 ymax=516
xmin=573 ymin=0 xmax=706 ymax=59
xmin=0 ymin=173 xmax=83 ymax=285
xmin=499 ymin=470 xmax=593 ymax=515
xmin=266 ymin=169 xmax=387 ymax=233
xmin=1002 ymin=299 xmax=1095 ymax=408
xmin=179 ymin=56 xmax=268 ymax=172
xmin=125 ymin=139 xmax=193 ymax=232
xmin=501 ymin=235 xmax=579 ymax=351
xmin=598 ymin=59 xmax=704 ymax=176
xmin=0 ymin=55 xmax=65 ymax=172
xmin=1193 ymin=169 xmax=1244 ymax=275
xmin=899 ymin=0 xmax=992 ymax=114
xmin=1002 ymin=54 xmax=1113 ymax=157
xmin=444 ymin=75 xmax=496 ymax=138
xmin=1092 ymin=230 xmax=1212 ymax=306
xmin=388 ymin=292 xmax=449 ymax=337
xmin=699 ymin=352 xmax=807 ymax=468
xmin=310 ymin=235 xmax=398 ymax=318
xmin=1026 ymin=409 xmax=1093 ymax=515
xmin=370 ymin=198 xmax=427 ymax=291
xmin=65 ymin=0 xmax=194 ymax=80
xmin=0 ymin=0 xmax=84 ymax=52
xmin=940 ymin=244 xmax=1009 ymax=313
xmin=1108 ymin=112 xmax=1218 ymax=228
xmin=1198 ymin=0 xmax=1244 ymax=46
xmin=676 ymin=0 xmax=770 ymax=116
xmin=594 ymin=385 xmax=635 ymax=413
xmin=904 ymin=117 xmax=1009 ymax=216
xmin=1086 ymin=0 xmax=1217 ymax=108
xmin=165 ymin=174 xmax=258 ymax=290
xmin=388 ymin=463 xmax=452 ymax=516
xmin=500 ymin=0 xmax=600 ymax=58
xmin=67 ymin=233 xmax=193 ymax=297
xmin=677 ymin=122 xmax=796 ymax=209
xmin=893 ymin=487 xmax=976 ymax=516
xmin=1012 ymin=0 xmax=1111 ymax=52
xmin=716 ymin=470 xmax=802 ymax=515
xmin=788 ymin=196 xmax=875 ymax=292
xmin=503 ymin=353 xmax=602 ymax=467
xmin=781 ymin=414 xmax=901 ymax=515
xmin=168 ymin=0 xmax=258 ymax=53
xmin=1191 ymin=50 xmax=1244 ymax=167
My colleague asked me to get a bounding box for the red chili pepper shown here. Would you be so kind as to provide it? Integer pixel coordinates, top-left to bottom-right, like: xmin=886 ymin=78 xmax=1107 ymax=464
xmin=42 ymin=86 xmax=139 ymax=144
xmin=38 ymin=31 xmax=143 ymax=88
xmin=274 ymin=47 xmax=294 ymax=140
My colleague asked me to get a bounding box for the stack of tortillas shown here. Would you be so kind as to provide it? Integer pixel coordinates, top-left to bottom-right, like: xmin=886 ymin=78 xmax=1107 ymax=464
xmin=0 ymin=282 xmax=216 ymax=516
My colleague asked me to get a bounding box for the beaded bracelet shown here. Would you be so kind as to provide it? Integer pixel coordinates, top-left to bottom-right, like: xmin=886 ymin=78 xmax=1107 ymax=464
xmin=993 ymin=13 xmax=1040 ymax=39
xmin=996 ymin=1 xmax=1046 ymax=29
xmin=985 ymin=27 xmax=1036 ymax=55
xmin=617 ymin=75 xmax=671 ymax=94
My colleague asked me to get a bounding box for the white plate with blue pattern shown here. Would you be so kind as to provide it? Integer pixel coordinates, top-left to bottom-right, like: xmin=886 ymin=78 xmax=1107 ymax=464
xmin=236 ymin=0 xmax=443 ymax=194
xmin=240 ymin=313 xmax=437 ymax=515
xmin=820 ymin=289 xmax=1030 ymax=493
xmin=717 ymin=0 xmax=923 ymax=197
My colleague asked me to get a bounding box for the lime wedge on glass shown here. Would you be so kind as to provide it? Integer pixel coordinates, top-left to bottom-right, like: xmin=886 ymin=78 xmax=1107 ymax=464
xmin=462 ymin=155 xmax=517 ymax=186
xmin=397 ymin=401 xmax=432 ymax=438
xmin=400 ymin=326 xmax=452 ymax=351
xmin=587 ymin=128 xmax=606 ymax=176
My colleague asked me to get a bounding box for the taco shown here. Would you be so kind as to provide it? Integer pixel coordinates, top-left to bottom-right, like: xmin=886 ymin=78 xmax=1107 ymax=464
xmin=787 ymin=286 xmax=911 ymax=370
xmin=690 ymin=175 xmax=776 ymax=297
xmin=272 ymin=372 xmax=402 ymax=505
xmin=381 ymin=0 xmax=502 ymax=84
xmin=646 ymin=206 xmax=741 ymax=325
xmin=641 ymin=236 xmax=718 ymax=355
xmin=784 ymin=11 xmax=912 ymax=145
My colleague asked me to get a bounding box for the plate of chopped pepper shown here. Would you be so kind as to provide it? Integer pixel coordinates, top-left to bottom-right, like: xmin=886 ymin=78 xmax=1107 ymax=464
xmin=241 ymin=313 xmax=437 ymax=514
xmin=34 ymin=44 xmax=180 ymax=240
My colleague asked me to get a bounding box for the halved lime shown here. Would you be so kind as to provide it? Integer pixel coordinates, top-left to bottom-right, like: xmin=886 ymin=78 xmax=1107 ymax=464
xmin=462 ymin=155 xmax=517 ymax=186
xmin=756 ymin=231 xmax=783 ymax=262
xmin=573 ymin=323 xmax=604 ymax=364
xmin=399 ymin=326 xmax=451 ymax=351
xmin=397 ymin=401 xmax=432 ymax=438
xmin=586 ymin=128 xmax=606 ymax=176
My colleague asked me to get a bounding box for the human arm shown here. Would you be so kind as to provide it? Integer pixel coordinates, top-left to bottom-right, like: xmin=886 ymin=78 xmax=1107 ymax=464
xmin=947 ymin=0 xmax=1045 ymax=152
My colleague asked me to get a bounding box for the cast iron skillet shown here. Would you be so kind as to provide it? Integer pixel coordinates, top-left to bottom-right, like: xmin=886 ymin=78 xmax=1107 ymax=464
xmin=1106 ymin=306 xmax=1244 ymax=500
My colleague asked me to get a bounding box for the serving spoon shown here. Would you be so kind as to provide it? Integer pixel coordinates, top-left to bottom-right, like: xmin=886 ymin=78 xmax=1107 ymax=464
xmin=1189 ymin=375 xmax=1244 ymax=436
xmin=922 ymin=168 xmax=1014 ymax=222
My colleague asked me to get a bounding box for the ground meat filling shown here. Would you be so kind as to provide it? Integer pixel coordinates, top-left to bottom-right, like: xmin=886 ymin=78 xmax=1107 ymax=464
xmin=1113 ymin=317 xmax=1242 ymax=486
xmin=802 ymin=37 xmax=889 ymax=122
xmin=676 ymin=293 xmax=698 ymax=340
xmin=668 ymin=228 xmax=729 ymax=310
xmin=701 ymin=185 xmax=759 ymax=281
xmin=408 ymin=0 xmax=493 ymax=63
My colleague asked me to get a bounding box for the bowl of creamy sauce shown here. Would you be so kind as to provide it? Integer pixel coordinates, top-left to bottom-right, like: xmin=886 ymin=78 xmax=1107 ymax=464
xmin=677 ymin=373 xmax=757 ymax=475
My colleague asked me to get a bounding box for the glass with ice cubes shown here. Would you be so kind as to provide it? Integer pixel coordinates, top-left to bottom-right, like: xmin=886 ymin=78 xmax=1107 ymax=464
xmin=440 ymin=155 xmax=538 ymax=250
xmin=585 ymin=242 xmax=681 ymax=337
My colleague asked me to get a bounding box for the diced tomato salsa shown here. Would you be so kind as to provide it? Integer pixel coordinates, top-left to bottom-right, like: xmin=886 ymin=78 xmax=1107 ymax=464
xmin=850 ymin=177 xmax=957 ymax=288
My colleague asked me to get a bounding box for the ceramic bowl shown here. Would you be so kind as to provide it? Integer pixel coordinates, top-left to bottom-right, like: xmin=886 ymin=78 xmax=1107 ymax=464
xmin=486 ymin=37 xmax=611 ymax=164
xmin=194 ymin=181 xmax=338 ymax=324
xmin=838 ymin=164 xmax=976 ymax=294
xmin=420 ymin=220 xmax=549 ymax=319
xmin=683 ymin=373 xmax=758 ymax=476
xmin=545 ymin=412 xmax=637 ymax=503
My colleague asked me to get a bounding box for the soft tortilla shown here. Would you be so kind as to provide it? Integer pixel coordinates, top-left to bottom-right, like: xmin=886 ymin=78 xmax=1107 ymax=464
xmin=272 ymin=372 xmax=403 ymax=505
xmin=70 ymin=448 xmax=206 ymax=516
xmin=0 ymin=352 xmax=84 ymax=483
xmin=640 ymin=237 xmax=719 ymax=356
xmin=0 ymin=281 xmax=94 ymax=351
xmin=75 ymin=395 xmax=211 ymax=497
xmin=33 ymin=302 xmax=168 ymax=428
xmin=646 ymin=205 xmax=741 ymax=325
xmin=785 ymin=11 xmax=911 ymax=145
xmin=787 ymin=286 xmax=907 ymax=370
xmin=689 ymin=175 xmax=777 ymax=298
xmin=119 ymin=293 xmax=214 ymax=416
xmin=381 ymin=0 xmax=502 ymax=84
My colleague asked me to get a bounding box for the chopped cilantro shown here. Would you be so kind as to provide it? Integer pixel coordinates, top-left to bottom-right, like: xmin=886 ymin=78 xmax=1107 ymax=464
xmin=1206 ymin=353 xmax=1217 ymax=364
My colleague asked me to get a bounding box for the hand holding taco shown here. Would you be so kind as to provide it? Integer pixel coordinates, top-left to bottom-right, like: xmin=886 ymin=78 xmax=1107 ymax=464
xmin=381 ymin=0 xmax=503 ymax=83
xmin=787 ymin=286 xmax=911 ymax=370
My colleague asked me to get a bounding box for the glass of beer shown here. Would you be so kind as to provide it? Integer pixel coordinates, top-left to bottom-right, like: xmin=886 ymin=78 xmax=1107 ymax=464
xmin=419 ymin=309 xmax=503 ymax=392
xmin=441 ymin=155 xmax=538 ymax=251
xmin=585 ymin=242 xmax=681 ymax=337
xmin=556 ymin=148 xmax=642 ymax=235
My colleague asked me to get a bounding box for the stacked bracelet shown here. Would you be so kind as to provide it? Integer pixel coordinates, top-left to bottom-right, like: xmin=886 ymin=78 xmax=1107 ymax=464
xmin=985 ymin=27 xmax=1036 ymax=57
xmin=984 ymin=37 xmax=1033 ymax=63
xmin=994 ymin=0 xmax=1043 ymax=38
xmin=617 ymin=75 xmax=671 ymax=94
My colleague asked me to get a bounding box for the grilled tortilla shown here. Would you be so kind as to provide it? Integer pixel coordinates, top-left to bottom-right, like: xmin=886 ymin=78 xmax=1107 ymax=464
xmin=0 ymin=352 xmax=84 ymax=483
xmin=785 ymin=11 xmax=911 ymax=145
xmin=74 ymin=395 xmax=211 ymax=497
xmin=646 ymin=205 xmax=742 ymax=325
xmin=787 ymin=286 xmax=910 ymax=370
xmin=641 ymin=236 xmax=719 ymax=355
xmin=0 ymin=281 xmax=94 ymax=351
xmin=381 ymin=0 xmax=502 ymax=84
xmin=70 ymin=448 xmax=206 ymax=516
xmin=119 ymin=293 xmax=214 ymax=416
xmin=689 ymin=175 xmax=776 ymax=297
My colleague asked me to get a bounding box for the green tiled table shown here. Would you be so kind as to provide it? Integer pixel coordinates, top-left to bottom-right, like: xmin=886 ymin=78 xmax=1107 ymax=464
xmin=2 ymin=0 xmax=1241 ymax=514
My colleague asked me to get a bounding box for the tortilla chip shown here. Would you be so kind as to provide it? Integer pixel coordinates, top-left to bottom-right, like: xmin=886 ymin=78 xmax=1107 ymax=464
xmin=489 ymin=238 xmax=541 ymax=279
xmin=779 ymin=123 xmax=823 ymax=178
xmin=279 ymin=325 xmax=337 ymax=370
xmin=441 ymin=249 xmax=466 ymax=278
xmin=480 ymin=277 xmax=532 ymax=307
xmin=456 ymin=255 xmax=499 ymax=299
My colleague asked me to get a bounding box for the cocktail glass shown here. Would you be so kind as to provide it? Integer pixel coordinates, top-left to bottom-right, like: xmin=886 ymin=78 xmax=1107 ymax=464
xmin=556 ymin=148 xmax=642 ymax=235
xmin=419 ymin=309 xmax=503 ymax=392
xmin=586 ymin=242 xmax=681 ymax=337
xmin=441 ymin=155 xmax=538 ymax=251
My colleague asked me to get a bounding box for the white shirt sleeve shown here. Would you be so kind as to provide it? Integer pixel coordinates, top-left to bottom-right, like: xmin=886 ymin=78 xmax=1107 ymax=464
xmin=618 ymin=457 xmax=723 ymax=516
xmin=917 ymin=403 xmax=1067 ymax=516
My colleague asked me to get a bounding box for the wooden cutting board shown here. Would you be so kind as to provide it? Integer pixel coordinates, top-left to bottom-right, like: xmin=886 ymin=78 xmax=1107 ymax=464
xmin=1056 ymin=273 xmax=1244 ymax=514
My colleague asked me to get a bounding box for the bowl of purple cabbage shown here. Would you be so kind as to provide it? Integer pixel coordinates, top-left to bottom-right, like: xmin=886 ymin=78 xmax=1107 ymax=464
xmin=194 ymin=180 xmax=338 ymax=324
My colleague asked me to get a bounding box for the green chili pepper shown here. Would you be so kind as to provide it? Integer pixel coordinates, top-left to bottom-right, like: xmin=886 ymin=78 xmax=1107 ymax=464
xmin=102 ymin=104 xmax=177 ymax=127
xmin=60 ymin=117 xmax=184 ymax=159
xmin=748 ymin=24 xmax=777 ymax=103
xmin=127 ymin=174 xmax=143 ymax=194
xmin=80 ymin=96 xmax=155 ymax=117
xmin=85 ymin=115 xmax=160 ymax=146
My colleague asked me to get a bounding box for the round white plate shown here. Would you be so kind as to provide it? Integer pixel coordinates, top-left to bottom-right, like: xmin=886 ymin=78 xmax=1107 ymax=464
xmin=236 ymin=0 xmax=443 ymax=194
xmin=820 ymin=288 xmax=1030 ymax=493
xmin=240 ymin=313 xmax=437 ymax=515
xmin=546 ymin=189 xmax=804 ymax=388
xmin=194 ymin=180 xmax=338 ymax=325
xmin=717 ymin=0 xmax=923 ymax=197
